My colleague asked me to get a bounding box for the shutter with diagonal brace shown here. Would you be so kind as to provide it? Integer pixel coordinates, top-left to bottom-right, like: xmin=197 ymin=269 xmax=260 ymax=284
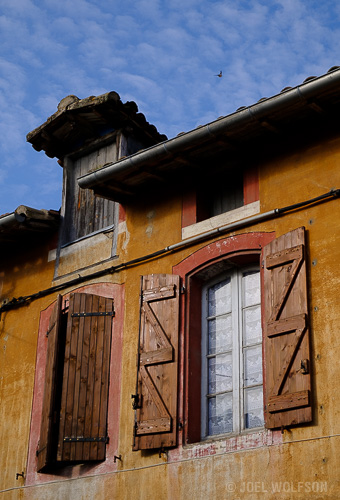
xmin=133 ymin=274 xmax=180 ymax=450
xmin=57 ymin=292 xmax=114 ymax=462
xmin=263 ymin=227 xmax=312 ymax=429
xmin=37 ymin=295 xmax=63 ymax=472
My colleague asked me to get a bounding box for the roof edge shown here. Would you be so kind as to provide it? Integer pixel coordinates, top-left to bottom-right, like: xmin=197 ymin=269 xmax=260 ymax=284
xmin=78 ymin=67 xmax=340 ymax=192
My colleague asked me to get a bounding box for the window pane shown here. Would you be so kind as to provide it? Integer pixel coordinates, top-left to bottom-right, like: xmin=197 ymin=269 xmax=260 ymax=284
xmin=244 ymin=345 xmax=263 ymax=387
xmin=208 ymin=353 xmax=232 ymax=394
xmin=208 ymin=314 xmax=232 ymax=354
xmin=208 ymin=393 xmax=233 ymax=435
xmin=244 ymin=386 xmax=264 ymax=429
xmin=242 ymin=271 xmax=261 ymax=307
xmin=243 ymin=305 xmax=262 ymax=345
xmin=208 ymin=279 xmax=231 ymax=316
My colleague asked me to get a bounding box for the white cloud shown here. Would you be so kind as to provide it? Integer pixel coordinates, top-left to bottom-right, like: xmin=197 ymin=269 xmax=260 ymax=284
xmin=0 ymin=0 xmax=339 ymax=213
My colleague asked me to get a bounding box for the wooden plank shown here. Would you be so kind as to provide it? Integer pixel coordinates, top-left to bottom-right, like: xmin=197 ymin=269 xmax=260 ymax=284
xmin=266 ymin=244 xmax=303 ymax=269
xmin=89 ymin=294 xmax=102 ymax=460
xmin=137 ymin=418 xmax=171 ymax=434
xmin=139 ymin=366 xmax=171 ymax=419
xmin=267 ymin=313 xmax=306 ymax=337
xmin=143 ymin=302 xmax=174 ymax=351
xmin=140 ymin=347 xmax=173 ymax=366
xmin=59 ymin=293 xmax=81 ymax=461
xmin=81 ymin=294 xmax=95 ymax=461
xmin=97 ymin=296 xmax=113 ymax=460
xmin=143 ymin=285 xmax=176 ymax=302
xmin=75 ymin=293 xmax=93 ymax=461
xmin=69 ymin=293 xmax=87 ymax=461
xmin=37 ymin=295 xmax=62 ymax=472
xmin=268 ymin=390 xmax=310 ymax=413
xmin=268 ymin=254 xmax=302 ymax=323
xmin=271 ymin=327 xmax=306 ymax=396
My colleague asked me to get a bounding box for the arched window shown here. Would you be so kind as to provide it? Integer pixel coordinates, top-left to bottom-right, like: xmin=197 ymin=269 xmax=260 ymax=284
xmin=201 ymin=265 xmax=263 ymax=438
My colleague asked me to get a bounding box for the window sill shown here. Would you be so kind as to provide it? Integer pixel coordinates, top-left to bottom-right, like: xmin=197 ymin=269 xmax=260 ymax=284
xmin=182 ymin=201 xmax=260 ymax=240
xmin=168 ymin=428 xmax=282 ymax=463
xmin=61 ymin=224 xmax=115 ymax=248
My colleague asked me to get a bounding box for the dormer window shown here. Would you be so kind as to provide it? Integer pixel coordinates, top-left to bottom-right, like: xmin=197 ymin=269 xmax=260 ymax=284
xmin=61 ymin=139 xmax=118 ymax=246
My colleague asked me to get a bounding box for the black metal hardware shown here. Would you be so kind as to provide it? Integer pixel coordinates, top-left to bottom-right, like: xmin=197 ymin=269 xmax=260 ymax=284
xmin=114 ymin=455 xmax=122 ymax=463
xmin=131 ymin=393 xmax=142 ymax=410
xmin=36 ymin=444 xmax=46 ymax=456
xmin=71 ymin=311 xmax=115 ymax=317
xmin=16 ymin=471 xmax=25 ymax=480
xmin=63 ymin=436 xmax=109 ymax=443
xmin=46 ymin=321 xmax=56 ymax=336
xmin=301 ymin=359 xmax=309 ymax=374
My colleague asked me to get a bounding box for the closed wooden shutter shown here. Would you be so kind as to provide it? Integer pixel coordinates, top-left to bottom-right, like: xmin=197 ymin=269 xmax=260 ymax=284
xmin=263 ymin=227 xmax=312 ymax=429
xmin=133 ymin=274 xmax=180 ymax=450
xmin=37 ymin=295 xmax=63 ymax=472
xmin=57 ymin=292 xmax=114 ymax=462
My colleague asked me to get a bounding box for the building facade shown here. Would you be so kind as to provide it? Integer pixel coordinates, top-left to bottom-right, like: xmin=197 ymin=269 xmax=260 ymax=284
xmin=1 ymin=68 xmax=340 ymax=499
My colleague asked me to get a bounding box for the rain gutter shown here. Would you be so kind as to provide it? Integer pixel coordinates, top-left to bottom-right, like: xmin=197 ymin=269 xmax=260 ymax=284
xmin=78 ymin=68 xmax=340 ymax=191
xmin=0 ymin=210 xmax=26 ymax=228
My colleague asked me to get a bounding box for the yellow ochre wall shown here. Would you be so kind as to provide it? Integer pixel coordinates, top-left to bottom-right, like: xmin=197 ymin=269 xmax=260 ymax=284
xmin=1 ymin=134 xmax=340 ymax=499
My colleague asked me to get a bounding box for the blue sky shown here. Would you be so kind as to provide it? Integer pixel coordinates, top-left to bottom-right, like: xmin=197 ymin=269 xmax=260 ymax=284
xmin=0 ymin=0 xmax=339 ymax=215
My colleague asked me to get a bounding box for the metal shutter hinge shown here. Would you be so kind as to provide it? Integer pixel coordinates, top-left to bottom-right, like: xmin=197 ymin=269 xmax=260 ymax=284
xmin=71 ymin=311 xmax=115 ymax=317
xmin=63 ymin=436 xmax=109 ymax=443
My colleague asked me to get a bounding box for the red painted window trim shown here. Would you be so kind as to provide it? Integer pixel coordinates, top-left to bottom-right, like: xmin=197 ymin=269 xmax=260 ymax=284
xmin=243 ymin=167 xmax=259 ymax=205
xmin=26 ymin=282 xmax=124 ymax=486
xmin=182 ymin=167 xmax=259 ymax=228
xmin=118 ymin=204 xmax=126 ymax=224
xmin=173 ymin=232 xmax=275 ymax=445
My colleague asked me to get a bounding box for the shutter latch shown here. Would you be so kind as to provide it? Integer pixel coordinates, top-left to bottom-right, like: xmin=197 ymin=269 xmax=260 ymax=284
xmin=300 ymin=359 xmax=309 ymax=374
xmin=131 ymin=393 xmax=142 ymax=410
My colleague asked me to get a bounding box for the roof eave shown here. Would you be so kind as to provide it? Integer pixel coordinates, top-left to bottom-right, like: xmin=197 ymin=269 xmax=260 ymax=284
xmin=78 ymin=67 xmax=340 ymax=201
xmin=0 ymin=206 xmax=60 ymax=245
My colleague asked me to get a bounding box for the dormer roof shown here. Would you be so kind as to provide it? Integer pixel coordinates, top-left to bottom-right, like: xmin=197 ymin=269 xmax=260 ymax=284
xmin=26 ymin=92 xmax=167 ymax=160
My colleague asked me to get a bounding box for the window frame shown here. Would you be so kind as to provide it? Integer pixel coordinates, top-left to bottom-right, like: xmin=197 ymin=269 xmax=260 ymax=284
xmin=26 ymin=283 xmax=124 ymax=486
xmin=61 ymin=151 xmax=118 ymax=247
xmin=200 ymin=265 xmax=263 ymax=440
xmin=172 ymin=231 xmax=276 ymax=446
xmin=181 ymin=166 xmax=259 ymax=233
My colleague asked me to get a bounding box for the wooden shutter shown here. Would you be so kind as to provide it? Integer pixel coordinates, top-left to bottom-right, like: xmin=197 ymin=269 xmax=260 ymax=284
xmin=263 ymin=227 xmax=312 ymax=429
xmin=37 ymin=295 xmax=63 ymax=472
xmin=57 ymin=292 xmax=114 ymax=462
xmin=133 ymin=274 xmax=180 ymax=450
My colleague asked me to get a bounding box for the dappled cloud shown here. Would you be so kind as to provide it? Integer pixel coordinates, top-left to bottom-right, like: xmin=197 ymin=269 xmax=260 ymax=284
xmin=0 ymin=0 xmax=339 ymax=213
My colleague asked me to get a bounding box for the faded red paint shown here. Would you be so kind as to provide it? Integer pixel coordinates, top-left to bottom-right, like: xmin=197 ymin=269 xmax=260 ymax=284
xmin=182 ymin=190 xmax=197 ymax=228
xmin=118 ymin=204 xmax=126 ymax=224
xmin=244 ymin=167 xmax=259 ymax=205
xmin=168 ymin=429 xmax=282 ymax=463
xmin=26 ymin=282 xmax=124 ymax=486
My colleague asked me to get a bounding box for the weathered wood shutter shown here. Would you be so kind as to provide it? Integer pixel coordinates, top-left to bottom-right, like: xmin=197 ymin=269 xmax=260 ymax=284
xmin=37 ymin=295 xmax=63 ymax=472
xmin=133 ymin=274 xmax=180 ymax=450
xmin=57 ymin=292 xmax=114 ymax=462
xmin=263 ymin=227 xmax=312 ymax=428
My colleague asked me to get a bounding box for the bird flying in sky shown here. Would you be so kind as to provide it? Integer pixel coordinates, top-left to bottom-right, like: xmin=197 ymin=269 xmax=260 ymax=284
xmin=215 ymin=70 xmax=222 ymax=77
